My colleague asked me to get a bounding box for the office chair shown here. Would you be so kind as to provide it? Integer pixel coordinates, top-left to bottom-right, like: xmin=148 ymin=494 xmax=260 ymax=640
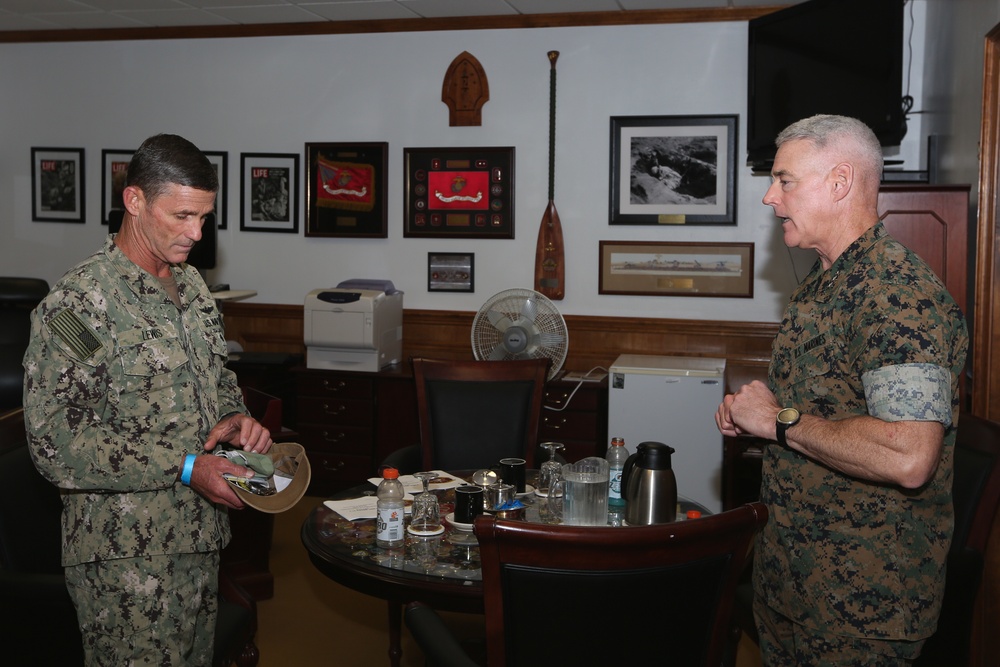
xmin=405 ymin=502 xmax=768 ymax=667
xmin=382 ymin=357 xmax=550 ymax=474
xmin=729 ymin=413 xmax=1000 ymax=667
xmin=0 ymin=407 xmax=260 ymax=666
xmin=915 ymin=412 xmax=1000 ymax=666
xmin=0 ymin=276 xmax=49 ymax=412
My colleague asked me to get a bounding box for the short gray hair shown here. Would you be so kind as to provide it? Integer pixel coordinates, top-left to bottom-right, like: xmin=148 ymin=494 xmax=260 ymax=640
xmin=776 ymin=114 xmax=883 ymax=180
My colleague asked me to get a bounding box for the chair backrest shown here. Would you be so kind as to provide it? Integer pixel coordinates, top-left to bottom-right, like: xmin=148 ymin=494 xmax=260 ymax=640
xmin=473 ymin=502 xmax=768 ymax=667
xmin=915 ymin=412 xmax=1000 ymax=666
xmin=951 ymin=412 xmax=1000 ymax=554
xmin=0 ymin=407 xmax=63 ymax=574
xmin=411 ymin=357 xmax=549 ymax=471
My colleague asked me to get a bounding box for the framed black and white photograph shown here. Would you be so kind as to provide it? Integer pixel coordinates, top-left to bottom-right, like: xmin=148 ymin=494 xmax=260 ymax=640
xmin=31 ymin=147 xmax=84 ymax=223
xmin=428 ymin=252 xmax=474 ymax=292
xmin=609 ymin=115 xmax=737 ymax=226
xmin=101 ymin=149 xmax=134 ymax=225
xmin=305 ymin=142 xmax=388 ymax=238
xmin=240 ymin=153 xmax=299 ymax=233
xmin=203 ymin=151 xmax=229 ymax=230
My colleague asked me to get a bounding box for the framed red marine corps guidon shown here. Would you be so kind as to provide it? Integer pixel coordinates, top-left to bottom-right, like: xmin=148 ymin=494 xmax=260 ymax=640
xmin=403 ymin=146 xmax=514 ymax=239
xmin=305 ymin=142 xmax=388 ymax=238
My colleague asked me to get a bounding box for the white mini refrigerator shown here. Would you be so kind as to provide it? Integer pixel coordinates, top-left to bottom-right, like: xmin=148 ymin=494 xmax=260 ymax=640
xmin=608 ymin=354 xmax=726 ymax=514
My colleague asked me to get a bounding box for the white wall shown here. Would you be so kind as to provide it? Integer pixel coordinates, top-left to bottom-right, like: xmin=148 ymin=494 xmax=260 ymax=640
xmin=0 ymin=17 xmax=925 ymax=323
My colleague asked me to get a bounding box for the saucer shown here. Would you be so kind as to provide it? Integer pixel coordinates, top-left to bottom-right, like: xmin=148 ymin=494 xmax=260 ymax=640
xmin=444 ymin=512 xmax=474 ymax=532
xmin=406 ymin=523 xmax=445 ymax=536
xmin=534 ymin=486 xmax=549 ymax=498
xmin=516 ymin=484 xmax=535 ymax=498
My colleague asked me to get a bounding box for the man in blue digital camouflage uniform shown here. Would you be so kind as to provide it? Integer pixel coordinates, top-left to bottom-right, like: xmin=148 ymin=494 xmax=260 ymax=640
xmin=716 ymin=115 xmax=968 ymax=665
xmin=23 ymin=134 xmax=273 ymax=665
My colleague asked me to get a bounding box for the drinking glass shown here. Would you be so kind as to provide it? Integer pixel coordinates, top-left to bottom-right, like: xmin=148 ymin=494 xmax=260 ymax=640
xmin=544 ymin=477 xmax=565 ymax=524
xmin=536 ymin=442 xmax=565 ymax=497
xmin=407 ymin=471 xmax=444 ymax=536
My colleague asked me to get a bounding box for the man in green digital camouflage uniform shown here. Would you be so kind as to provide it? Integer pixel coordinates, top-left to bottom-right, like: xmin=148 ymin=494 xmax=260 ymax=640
xmin=716 ymin=115 xmax=968 ymax=665
xmin=23 ymin=134 xmax=273 ymax=665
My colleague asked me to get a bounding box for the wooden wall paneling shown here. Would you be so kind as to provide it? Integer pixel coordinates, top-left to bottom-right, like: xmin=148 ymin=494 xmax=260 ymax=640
xmin=221 ymin=303 xmax=778 ymax=385
xmin=222 ymin=303 xmax=305 ymax=355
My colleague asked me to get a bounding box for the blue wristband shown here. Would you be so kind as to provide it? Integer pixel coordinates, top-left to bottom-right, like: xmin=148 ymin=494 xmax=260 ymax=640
xmin=180 ymin=454 xmax=196 ymax=486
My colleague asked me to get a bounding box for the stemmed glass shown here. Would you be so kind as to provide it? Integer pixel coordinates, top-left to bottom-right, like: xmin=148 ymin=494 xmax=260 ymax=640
xmin=536 ymin=442 xmax=565 ymax=498
xmin=407 ymin=471 xmax=444 ymax=536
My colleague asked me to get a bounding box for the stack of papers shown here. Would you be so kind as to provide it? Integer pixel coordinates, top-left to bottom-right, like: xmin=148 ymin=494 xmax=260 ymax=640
xmin=323 ymin=495 xmax=412 ymax=521
xmin=323 ymin=470 xmax=467 ymax=521
xmin=365 ymin=470 xmax=466 ymax=494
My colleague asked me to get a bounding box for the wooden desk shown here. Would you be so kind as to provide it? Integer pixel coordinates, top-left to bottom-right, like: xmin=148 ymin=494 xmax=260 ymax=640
xmin=301 ymin=471 xmax=707 ymax=666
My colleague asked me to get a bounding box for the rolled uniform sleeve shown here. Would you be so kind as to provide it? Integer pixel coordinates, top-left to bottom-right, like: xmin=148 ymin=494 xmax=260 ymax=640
xmin=863 ymin=363 xmax=953 ymax=425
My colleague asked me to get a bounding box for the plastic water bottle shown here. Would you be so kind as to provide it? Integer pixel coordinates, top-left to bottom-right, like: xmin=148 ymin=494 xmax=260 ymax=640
xmin=376 ymin=467 xmax=405 ymax=548
xmin=606 ymin=437 xmax=629 ymax=508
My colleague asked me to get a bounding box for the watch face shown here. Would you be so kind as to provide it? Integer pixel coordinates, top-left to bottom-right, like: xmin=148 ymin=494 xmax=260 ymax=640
xmin=777 ymin=408 xmax=800 ymax=425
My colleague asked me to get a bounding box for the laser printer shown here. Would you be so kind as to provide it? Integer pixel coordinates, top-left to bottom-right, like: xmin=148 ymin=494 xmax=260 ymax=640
xmin=304 ymin=279 xmax=403 ymax=372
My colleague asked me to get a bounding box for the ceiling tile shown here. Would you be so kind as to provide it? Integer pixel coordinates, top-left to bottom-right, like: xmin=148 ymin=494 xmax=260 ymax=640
xmin=399 ymin=0 xmax=517 ymax=19
xmin=300 ymin=1 xmax=421 ymax=21
xmin=201 ymin=4 xmax=327 ymax=24
xmin=620 ymin=0 xmax=727 ymax=8
xmin=113 ymin=7 xmax=237 ymax=27
xmin=505 ymin=0 xmax=622 ymax=14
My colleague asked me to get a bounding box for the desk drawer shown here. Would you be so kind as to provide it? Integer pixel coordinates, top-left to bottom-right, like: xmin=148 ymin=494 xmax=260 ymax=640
xmin=297 ymin=396 xmax=373 ymax=426
xmin=297 ymin=374 xmax=374 ymax=399
xmin=543 ymin=385 xmax=600 ymax=411
xmin=306 ymin=451 xmax=372 ymax=495
xmin=298 ymin=422 xmax=372 ymax=456
xmin=540 ymin=411 xmax=598 ymax=441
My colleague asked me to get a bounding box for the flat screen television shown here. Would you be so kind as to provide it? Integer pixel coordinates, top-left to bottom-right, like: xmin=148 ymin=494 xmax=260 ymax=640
xmin=746 ymin=0 xmax=906 ymax=172
xmin=107 ymin=209 xmax=217 ymax=271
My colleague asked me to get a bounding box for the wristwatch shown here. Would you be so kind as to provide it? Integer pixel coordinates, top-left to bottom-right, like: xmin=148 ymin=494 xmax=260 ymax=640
xmin=776 ymin=407 xmax=801 ymax=446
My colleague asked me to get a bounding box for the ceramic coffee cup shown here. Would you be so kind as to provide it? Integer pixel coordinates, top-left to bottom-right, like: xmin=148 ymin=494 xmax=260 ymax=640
xmin=454 ymin=485 xmax=484 ymax=524
xmin=498 ymin=457 xmax=526 ymax=493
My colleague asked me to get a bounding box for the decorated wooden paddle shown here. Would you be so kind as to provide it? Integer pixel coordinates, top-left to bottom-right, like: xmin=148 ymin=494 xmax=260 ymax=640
xmin=534 ymin=50 xmax=565 ymax=300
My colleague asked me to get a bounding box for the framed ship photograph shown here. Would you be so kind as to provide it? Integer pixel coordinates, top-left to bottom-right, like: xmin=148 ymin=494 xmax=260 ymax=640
xmin=403 ymin=146 xmax=514 ymax=239
xmin=305 ymin=142 xmax=387 ymax=238
xmin=599 ymin=240 xmax=753 ymax=297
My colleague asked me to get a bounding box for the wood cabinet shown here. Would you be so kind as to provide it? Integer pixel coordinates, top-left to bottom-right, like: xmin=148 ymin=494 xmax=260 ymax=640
xmin=877 ymin=184 xmax=970 ymax=317
xmin=540 ymin=377 xmax=609 ymax=462
xmin=294 ymin=367 xmax=607 ymax=496
xmin=295 ymin=367 xmax=419 ymax=497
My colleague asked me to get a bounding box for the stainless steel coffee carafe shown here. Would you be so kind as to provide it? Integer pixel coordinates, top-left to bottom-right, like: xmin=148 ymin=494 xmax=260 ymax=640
xmin=621 ymin=441 xmax=677 ymax=525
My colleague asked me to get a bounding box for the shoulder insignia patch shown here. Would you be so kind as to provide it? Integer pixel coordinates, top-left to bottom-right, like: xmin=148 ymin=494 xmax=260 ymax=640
xmin=47 ymin=309 xmax=103 ymax=361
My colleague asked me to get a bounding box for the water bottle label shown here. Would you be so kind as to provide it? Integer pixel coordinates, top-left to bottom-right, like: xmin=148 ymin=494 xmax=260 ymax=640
xmin=609 ymin=466 xmax=623 ymax=500
xmin=377 ymin=506 xmax=403 ymax=541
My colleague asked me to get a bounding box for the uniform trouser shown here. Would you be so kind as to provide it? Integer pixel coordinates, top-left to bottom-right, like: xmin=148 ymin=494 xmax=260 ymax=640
xmin=754 ymin=595 xmax=926 ymax=667
xmin=65 ymin=551 xmax=220 ymax=667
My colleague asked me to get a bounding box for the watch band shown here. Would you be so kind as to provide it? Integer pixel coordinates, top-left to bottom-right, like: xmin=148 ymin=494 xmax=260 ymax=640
xmin=776 ymin=408 xmax=800 ymax=447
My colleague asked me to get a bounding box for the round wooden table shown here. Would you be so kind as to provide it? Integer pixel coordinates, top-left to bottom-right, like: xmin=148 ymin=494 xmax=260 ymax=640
xmin=301 ymin=471 xmax=708 ymax=666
